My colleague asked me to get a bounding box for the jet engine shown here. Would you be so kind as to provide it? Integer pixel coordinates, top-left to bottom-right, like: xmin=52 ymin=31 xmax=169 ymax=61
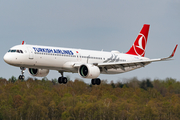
xmin=78 ymin=64 xmax=100 ymax=78
xmin=28 ymin=68 xmax=49 ymax=77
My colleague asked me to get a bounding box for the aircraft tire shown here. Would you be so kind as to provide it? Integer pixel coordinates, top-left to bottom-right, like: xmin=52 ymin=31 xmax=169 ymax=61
xmin=18 ymin=75 xmax=25 ymax=80
xmin=63 ymin=77 xmax=68 ymax=84
xmin=92 ymin=78 xmax=101 ymax=85
xmin=91 ymin=79 xmax=96 ymax=85
xmin=18 ymin=75 xmax=21 ymax=80
xmin=96 ymin=78 xmax=101 ymax=85
xmin=58 ymin=77 xmax=63 ymax=84
xmin=21 ymin=75 xmax=25 ymax=80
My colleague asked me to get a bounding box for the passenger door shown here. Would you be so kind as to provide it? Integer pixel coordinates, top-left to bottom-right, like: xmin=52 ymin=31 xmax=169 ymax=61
xmin=27 ymin=47 xmax=34 ymax=59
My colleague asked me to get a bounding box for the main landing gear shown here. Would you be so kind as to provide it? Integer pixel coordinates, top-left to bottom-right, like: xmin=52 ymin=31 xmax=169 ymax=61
xmin=57 ymin=72 xmax=101 ymax=85
xmin=19 ymin=67 xmax=26 ymax=80
xmin=91 ymin=78 xmax=101 ymax=85
xmin=58 ymin=72 xmax=68 ymax=84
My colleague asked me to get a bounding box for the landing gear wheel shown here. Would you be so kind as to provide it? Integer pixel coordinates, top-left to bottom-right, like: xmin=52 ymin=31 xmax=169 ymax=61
xmin=22 ymin=75 xmax=25 ymax=79
xmin=91 ymin=78 xmax=101 ymax=85
xmin=18 ymin=75 xmax=21 ymax=80
xmin=18 ymin=75 xmax=25 ymax=80
xmin=58 ymin=72 xmax=68 ymax=84
xmin=91 ymin=79 xmax=96 ymax=85
xmin=63 ymin=77 xmax=67 ymax=84
xmin=58 ymin=77 xmax=68 ymax=84
xmin=58 ymin=77 xmax=63 ymax=84
xmin=96 ymin=78 xmax=101 ymax=85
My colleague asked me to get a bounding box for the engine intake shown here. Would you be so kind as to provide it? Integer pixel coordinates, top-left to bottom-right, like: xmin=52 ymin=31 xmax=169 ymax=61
xmin=28 ymin=68 xmax=49 ymax=77
xmin=78 ymin=64 xmax=100 ymax=78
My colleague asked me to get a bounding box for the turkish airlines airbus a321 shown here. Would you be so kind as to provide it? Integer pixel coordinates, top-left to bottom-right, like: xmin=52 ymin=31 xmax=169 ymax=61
xmin=3 ymin=24 xmax=178 ymax=85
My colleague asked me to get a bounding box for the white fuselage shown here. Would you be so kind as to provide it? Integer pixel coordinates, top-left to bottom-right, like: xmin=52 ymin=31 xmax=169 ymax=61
xmin=4 ymin=44 xmax=150 ymax=75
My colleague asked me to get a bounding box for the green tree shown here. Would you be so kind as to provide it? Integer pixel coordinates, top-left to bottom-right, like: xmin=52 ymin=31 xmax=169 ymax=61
xmin=8 ymin=76 xmax=17 ymax=83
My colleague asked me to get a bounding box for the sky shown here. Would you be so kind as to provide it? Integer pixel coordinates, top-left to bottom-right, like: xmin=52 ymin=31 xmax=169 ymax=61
xmin=0 ymin=0 xmax=179 ymax=83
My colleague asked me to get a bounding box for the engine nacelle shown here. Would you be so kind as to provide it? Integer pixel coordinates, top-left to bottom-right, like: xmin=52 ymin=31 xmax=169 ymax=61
xmin=28 ymin=68 xmax=49 ymax=77
xmin=78 ymin=64 xmax=100 ymax=78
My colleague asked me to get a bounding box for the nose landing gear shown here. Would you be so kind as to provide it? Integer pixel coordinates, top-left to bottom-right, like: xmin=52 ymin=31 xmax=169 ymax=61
xmin=19 ymin=67 xmax=26 ymax=80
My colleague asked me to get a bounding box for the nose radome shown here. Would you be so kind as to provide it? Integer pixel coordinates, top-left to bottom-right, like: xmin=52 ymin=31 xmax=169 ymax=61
xmin=3 ymin=53 xmax=11 ymax=64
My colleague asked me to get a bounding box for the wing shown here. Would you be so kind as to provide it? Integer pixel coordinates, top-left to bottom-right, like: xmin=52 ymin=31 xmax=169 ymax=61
xmin=99 ymin=44 xmax=178 ymax=69
xmin=73 ymin=44 xmax=178 ymax=71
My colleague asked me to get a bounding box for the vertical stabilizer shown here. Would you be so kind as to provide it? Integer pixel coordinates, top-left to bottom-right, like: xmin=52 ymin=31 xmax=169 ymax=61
xmin=126 ymin=24 xmax=150 ymax=57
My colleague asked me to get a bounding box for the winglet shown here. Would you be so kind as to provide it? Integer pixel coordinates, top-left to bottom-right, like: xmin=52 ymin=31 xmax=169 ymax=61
xmin=169 ymin=44 xmax=178 ymax=58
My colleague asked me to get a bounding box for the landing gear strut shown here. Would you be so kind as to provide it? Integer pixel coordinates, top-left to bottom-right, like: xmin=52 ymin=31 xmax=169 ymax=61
xmin=91 ymin=78 xmax=101 ymax=85
xmin=58 ymin=72 xmax=68 ymax=84
xmin=19 ymin=67 xmax=26 ymax=80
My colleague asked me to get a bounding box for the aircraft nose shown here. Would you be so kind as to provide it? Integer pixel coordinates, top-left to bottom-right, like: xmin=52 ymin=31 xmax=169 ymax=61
xmin=3 ymin=53 xmax=11 ymax=64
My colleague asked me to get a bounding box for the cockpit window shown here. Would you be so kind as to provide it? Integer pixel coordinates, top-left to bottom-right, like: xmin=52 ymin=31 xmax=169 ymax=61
xmin=8 ymin=49 xmax=23 ymax=54
xmin=11 ymin=50 xmax=16 ymax=52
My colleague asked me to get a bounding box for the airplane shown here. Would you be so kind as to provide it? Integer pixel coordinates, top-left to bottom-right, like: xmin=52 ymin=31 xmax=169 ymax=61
xmin=3 ymin=24 xmax=178 ymax=85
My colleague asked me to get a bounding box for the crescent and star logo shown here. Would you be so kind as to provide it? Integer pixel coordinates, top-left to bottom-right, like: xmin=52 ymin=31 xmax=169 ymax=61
xmin=133 ymin=33 xmax=146 ymax=56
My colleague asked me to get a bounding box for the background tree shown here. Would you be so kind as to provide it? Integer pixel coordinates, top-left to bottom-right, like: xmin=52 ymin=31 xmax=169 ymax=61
xmin=0 ymin=77 xmax=179 ymax=119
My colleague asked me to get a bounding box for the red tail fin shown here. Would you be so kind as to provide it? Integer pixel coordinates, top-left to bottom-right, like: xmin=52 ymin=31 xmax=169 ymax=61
xmin=126 ymin=24 xmax=150 ymax=57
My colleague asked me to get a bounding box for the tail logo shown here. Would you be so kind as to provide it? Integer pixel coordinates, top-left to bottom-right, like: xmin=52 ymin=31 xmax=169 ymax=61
xmin=133 ymin=33 xmax=146 ymax=56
